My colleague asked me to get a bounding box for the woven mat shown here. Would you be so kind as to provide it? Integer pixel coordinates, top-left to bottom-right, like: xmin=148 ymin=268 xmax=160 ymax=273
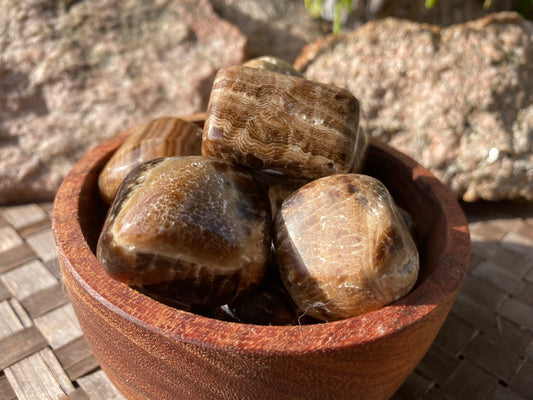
xmin=0 ymin=201 xmax=532 ymax=400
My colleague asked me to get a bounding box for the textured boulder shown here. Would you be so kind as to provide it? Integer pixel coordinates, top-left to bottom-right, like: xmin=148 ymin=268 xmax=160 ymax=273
xmin=295 ymin=12 xmax=533 ymax=202
xmin=0 ymin=0 xmax=246 ymax=203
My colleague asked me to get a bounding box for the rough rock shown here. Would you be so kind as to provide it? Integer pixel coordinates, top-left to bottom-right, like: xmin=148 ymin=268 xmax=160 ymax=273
xmin=210 ymin=0 xmax=329 ymax=63
xmin=295 ymin=12 xmax=533 ymax=202
xmin=0 ymin=0 xmax=246 ymax=204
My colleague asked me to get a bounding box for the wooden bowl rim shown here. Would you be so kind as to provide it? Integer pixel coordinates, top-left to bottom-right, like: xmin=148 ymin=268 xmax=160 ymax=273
xmin=53 ymin=120 xmax=470 ymax=355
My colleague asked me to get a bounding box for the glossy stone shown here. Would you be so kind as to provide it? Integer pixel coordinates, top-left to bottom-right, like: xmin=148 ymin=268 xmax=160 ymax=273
xmin=243 ymin=55 xmax=303 ymax=77
xmin=202 ymin=65 xmax=361 ymax=180
xmin=98 ymin=117 xmax=202 ymax=204
xmin=267 ymin=177 xmax=309 ymax=218
xmin=351 ymin=127 xmax=368 ymax=173
xmin=274 ymin=173 xmax=419 ymax=321
xmin=97 ymin=156 xmax=272 ymax=306
xmin=226 ymin=261 xmax=319 ymax=326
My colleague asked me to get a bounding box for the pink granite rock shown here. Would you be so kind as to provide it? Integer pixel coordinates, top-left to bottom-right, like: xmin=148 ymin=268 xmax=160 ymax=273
xmin=0 ymin=0 xmax=246 ymax=203
xmin=295 ymin=12 xmax=533 ymax=202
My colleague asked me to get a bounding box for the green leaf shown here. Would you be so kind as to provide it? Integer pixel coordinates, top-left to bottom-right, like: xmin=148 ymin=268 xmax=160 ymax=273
xmin=333 ymin=2 xmax=342 ymax=33
xmin=305 ymin=0 xmax=323 ymax=18
xmin=425 ymin=0 xmax=438 ymax=9
xmin=304 ymin=0 xmax=353 ymax=34
xmin=333 ymin=0 xmax=353 ymax=33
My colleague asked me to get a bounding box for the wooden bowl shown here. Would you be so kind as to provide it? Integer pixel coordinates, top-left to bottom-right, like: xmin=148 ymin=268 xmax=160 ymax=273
xmin=53 ymin=114 xmax=470 ymax=400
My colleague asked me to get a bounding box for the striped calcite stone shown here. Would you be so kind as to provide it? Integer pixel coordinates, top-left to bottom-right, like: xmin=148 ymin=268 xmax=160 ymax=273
xmin=202 ymin=65 xmax=361 ymax=180
xmin=265 ymin=125 xmax=368 ymax=218
xmin=98 ymin=117 xmax=202 ymax=204
xmin=97 ymin=156 xmax=272 ymax=307
xmin=351 ymin=127 xmax=368 ymax=173
xmin=274 ymin=174 xmax=419 ymax=322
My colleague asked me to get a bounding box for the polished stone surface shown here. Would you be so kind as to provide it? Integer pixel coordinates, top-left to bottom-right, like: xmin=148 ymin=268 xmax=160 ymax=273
xmin=98 ymin=117 xmax=203 ymax=204
xmin=97 ymin=156 xmax=272 ymax=306
xmin=202 ymin=65 xmax=361 ymax=180
xmin=274 ymin=173 xmax=419 ymax=321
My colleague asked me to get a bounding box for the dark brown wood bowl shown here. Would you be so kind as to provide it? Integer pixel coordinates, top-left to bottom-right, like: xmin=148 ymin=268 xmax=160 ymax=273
xmin=52 ymin=114 xmax=470 ymax=400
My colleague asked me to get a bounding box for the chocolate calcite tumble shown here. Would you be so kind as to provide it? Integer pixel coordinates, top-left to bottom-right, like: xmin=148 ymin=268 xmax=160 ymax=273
xmin=226 ymin=262 xmax=318 ymax=326
xmin=202 ymin=65 xmax=361 ymax=180
xmin=98 ymin=117 xmax=203 ymax=204
xmin=97 ymin=156 xmax=272 ymax=306
xmin=351 ymin=127 xmax=368 ymax=173
xmin=242 ymin=55 xmax=304 ymax=77
xmin=267 ymin=178 xmax=309 ymax=218
xmin=274 ymin=174 xmax=419 ymax=322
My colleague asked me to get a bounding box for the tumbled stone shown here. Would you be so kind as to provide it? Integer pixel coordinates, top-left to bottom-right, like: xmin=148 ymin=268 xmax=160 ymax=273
xmin=274 ymin=173 xmax=419 ymax=321
xmin=98 ymin=117 xmax=203 ymax=204
xmin=267 ymin=177 xmax=309 ymax=218
xmin=351 ymin=127 xmax=368 ymax=173
xmin=202 ymin=65 xmax=361 ymax=180
xmin=243 ymin=55 xmax=303 ymax=77
xmin=226 ymin=263 xmax=318 ymax=325
xmin=97 ymin=156 xmax=272 ymax=306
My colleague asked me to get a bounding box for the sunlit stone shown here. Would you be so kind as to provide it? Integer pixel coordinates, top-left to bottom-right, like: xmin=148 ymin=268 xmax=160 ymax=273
xmin=243 ymin=55 xmax=304 ymax=77
xmin=98 ymin=117 xmax=202 ymax=204
xmin=202 ymin=65 xmax=361 ymax=180
xmin=97 ymin=156 xmax=272 ymax=306
xmin=274 ymin=173 xmax=419 ymax=321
